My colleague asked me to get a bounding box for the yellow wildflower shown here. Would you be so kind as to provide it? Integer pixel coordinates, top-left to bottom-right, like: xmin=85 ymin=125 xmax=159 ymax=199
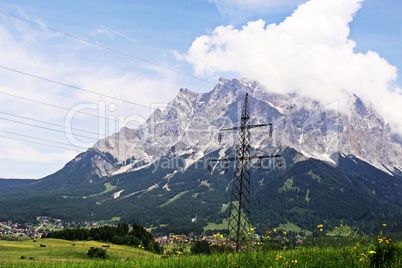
xmin=369 ymin=250 xmax=376 ymax=255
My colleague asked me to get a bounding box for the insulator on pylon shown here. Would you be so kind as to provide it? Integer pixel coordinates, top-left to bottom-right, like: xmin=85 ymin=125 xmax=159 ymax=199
xmin=277 ymin=158 xmax=284 ymax=170
xmin=223 ymin=159 xmax=229 ymax=173
xmin=269 ymin=124 xmax=273 ymax=138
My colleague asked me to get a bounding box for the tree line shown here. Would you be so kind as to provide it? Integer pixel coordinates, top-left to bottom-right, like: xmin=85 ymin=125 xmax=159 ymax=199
xmin=44 ymin=222 xmax=162 ymax=254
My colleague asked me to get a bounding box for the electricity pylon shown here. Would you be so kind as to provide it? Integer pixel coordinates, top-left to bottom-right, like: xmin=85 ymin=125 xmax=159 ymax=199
xmin=209 ymin=93 xmax=280 ymax=251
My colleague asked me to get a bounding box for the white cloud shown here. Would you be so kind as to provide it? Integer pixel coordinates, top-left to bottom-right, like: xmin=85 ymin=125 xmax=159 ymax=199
xmin=0 ymin=10 xmax=182 ymax=178
xmin=180 ymin=0 xmax=402 ymax=135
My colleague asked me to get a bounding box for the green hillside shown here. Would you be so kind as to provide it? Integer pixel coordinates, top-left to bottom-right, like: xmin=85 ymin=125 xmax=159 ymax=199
xmin=0 ymin=148 xmax=401 ymax=235
xmin=0 ymin=238 xmax=155 ymax=265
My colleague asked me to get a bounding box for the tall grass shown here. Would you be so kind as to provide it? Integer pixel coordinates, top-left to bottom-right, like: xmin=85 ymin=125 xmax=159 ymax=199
xmin=2 ymin=241 xmax=401 ymax=268
xmin=1 ymin=227 xmax=401 ymax=268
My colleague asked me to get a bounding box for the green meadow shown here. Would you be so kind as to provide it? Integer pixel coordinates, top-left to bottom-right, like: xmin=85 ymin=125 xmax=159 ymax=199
xmin=0 ymin=237 xmax=402 ymax=267
xmin=0 ymin=238 xmax=154 ymax=267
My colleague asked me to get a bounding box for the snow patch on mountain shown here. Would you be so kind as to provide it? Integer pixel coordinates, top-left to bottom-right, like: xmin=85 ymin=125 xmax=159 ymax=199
xmin=86 ymin=78 xmax=402 ymax=178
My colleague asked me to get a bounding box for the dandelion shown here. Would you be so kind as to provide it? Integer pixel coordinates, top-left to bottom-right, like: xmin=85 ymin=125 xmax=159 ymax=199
xmin=369 ymin=250 xmax=376 ymax=255
xmin=382 ymin=223 xmax=387 ymax=227
xmin=292 ymin=259 xmax=298 ymax=264
xmin=213 ymin=233 xmax=224 ymax=239
xmin=378 ymin=238 xmax=383 ymax=244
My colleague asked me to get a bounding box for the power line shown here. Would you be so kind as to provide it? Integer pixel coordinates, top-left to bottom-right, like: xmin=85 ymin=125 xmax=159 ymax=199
xmin=0 ymin=9 xmax=215 ymax=85
xmin=0 ymin=90 xmax=140 ymax=129
xmin=0 ymin=65 xmax=151 ymax=109
xmin=0 ymin=111 xmax=100 ymax=137
xmin=0 ymin=135 xmax=81 ymax=152
xmin=0 ymin=117 xmax=98 ymax=141
xmin=0 ymin=130 xmax=81 ymax=148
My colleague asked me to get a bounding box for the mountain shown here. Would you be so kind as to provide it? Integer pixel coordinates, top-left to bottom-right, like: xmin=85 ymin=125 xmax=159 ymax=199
xmin=1 ymin=78 xmax=401 ymax=234
xmin=0 ymin=179 xmax=34 ymax=190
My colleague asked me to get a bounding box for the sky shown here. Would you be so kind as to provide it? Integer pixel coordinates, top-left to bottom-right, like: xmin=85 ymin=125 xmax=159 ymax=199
xmin=0 ymin=0 xmax=401 ymax=179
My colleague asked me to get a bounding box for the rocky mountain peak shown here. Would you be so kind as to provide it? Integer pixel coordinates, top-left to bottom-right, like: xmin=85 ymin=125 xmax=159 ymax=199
xmin=87 ymin=78 xmax=402 ymax=178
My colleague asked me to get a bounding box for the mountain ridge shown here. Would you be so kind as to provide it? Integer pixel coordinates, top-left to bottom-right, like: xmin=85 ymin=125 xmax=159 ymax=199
xmin=0 ymin=77 xmax=401 ymax=234
xmin=86 ymin=77 xmax=402 ymax=179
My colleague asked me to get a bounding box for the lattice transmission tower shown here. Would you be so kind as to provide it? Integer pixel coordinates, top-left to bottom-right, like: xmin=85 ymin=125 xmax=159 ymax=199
xmin=209 ymin=93 xmax=280 ymax=251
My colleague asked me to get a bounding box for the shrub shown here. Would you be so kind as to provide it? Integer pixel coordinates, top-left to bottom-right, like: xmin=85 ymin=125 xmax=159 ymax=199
xmin=191 ymin=240 xmax=211 ymax=254
xmin=87 ymin=247 xmax=107 ymax=259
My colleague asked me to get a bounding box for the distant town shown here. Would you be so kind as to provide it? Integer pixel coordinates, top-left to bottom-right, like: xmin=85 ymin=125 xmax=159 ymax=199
xmin=0 ymin=217 xmax=228 ymax=246
xmin=0 ymin=216 xmax=101 ymax=240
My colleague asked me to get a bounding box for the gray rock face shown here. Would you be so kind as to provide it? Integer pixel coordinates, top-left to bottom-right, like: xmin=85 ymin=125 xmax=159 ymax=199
xmin=89 ymin=78 xmax=402 ymax=177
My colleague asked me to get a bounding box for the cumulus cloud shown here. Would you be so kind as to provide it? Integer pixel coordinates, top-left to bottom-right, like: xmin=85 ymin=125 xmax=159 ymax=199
xmin=180 ymin=0 xmax=402 ymax=135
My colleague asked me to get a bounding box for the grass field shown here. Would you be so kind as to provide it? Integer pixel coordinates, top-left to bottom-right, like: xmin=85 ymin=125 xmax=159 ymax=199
xmin=0 ymin=238 xmax=154 ymax=267
xmin=0 ymin=238 xmax=401 ymax=267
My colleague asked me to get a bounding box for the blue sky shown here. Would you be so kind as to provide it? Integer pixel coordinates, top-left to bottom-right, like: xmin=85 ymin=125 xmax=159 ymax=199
xmin=0 ymin=0 xmax=401 ymax=178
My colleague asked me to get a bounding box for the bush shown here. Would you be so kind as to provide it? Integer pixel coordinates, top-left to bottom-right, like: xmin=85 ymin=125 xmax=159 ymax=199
xmin=191 ymin=240 xmax=211 ymax=254
xmin=87 ymin=247 xmax=107 ymax=259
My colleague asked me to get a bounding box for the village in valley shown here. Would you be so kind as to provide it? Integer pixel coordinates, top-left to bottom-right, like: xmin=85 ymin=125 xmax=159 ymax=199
xmin=0 ymin=217 xmax=96 ymax=239
xmin=0 ymin=217 xmax=228 ymax=247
